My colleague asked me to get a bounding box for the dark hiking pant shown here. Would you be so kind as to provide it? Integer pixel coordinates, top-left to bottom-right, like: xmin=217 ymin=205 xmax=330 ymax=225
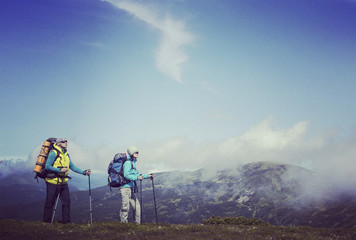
xmin=43 ymin=182 xmax=71 ymax=223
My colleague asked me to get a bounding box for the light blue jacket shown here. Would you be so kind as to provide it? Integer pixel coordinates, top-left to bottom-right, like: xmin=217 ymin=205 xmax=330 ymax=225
xmin=121 ymin=157 xmax=149 ymax=188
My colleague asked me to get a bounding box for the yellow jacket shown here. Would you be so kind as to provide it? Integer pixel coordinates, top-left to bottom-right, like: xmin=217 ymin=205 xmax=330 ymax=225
xmin=45 ymin=143 xmax=71 ymax=184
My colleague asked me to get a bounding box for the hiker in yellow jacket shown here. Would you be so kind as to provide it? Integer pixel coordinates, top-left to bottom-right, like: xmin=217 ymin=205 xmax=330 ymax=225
xmin=43 ymin=138 xmax=91 ymax=223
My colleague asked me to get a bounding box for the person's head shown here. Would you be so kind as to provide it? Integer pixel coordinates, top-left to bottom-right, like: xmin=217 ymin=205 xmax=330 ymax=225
xmin=56 ymin=137 xmax=68 ymax=149
xmin=127 ymin=145 xmax=139 ymax=158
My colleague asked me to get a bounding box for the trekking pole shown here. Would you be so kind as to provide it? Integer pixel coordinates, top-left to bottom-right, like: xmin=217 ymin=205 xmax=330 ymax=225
xmin=140 ymin=175 xmax=143 ymax=224
xmin=51 ymin=192 xmax=60 ymax=224
xmin=88 ymin=173 xmax=93 ymax=225
xmin=151 ymin=176 xmax=158 ymax=226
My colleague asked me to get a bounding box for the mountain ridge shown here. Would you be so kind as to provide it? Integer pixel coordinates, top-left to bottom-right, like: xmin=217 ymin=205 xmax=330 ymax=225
xmin=1 ymin=161 xmax=356 ymax=228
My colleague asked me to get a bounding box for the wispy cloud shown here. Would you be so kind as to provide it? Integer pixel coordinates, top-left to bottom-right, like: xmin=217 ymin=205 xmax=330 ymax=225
xmin=82 ymin=42 xmax=105 ymax=48
xmin=104 ymin=0 xmax=194 ymax=83
xmin=199 ymin=81 xmax=220 ymax=95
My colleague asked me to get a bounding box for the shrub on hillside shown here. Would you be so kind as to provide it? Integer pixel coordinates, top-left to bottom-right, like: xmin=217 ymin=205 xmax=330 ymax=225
xmin=202 ymin=216 xmax=270 ymax=226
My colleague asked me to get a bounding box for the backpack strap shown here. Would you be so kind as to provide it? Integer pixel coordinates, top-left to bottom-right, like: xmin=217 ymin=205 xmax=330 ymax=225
xmin=52 ymin=148 xmax=59 ymax=159
xmin=130 ymin=161 xmax=139 ymax=193
xmin=122 ymin=160 xmax=135 ymax=183
xmin=121 ymin=160 xmax=134 ymax=178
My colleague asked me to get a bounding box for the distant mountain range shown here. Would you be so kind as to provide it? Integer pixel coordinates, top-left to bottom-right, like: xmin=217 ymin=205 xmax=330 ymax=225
xmin=0 ymin=159 xmax=105 ymax=207
xmin=1 ymin=161 xmax=356 ymax=228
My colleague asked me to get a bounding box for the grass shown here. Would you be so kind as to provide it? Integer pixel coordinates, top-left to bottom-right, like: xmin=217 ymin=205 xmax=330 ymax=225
xmin=203 ymin=216 xmax=270 ymax=226
xmin=1 ymin=219 xmax=356 ymax=240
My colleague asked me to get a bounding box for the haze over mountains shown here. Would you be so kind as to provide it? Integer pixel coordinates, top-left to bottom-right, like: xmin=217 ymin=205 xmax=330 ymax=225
xmin=1 ymin=160 xmax=355 ymax=228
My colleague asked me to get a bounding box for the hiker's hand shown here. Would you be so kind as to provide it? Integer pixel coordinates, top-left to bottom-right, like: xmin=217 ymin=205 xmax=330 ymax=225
xmin=60 ymin=167 xmax=68 ymax=173
xmin=138 ymin=175 xmax=143 ymax=180
xmin=84 ymin=169 xmax=91 ymax=175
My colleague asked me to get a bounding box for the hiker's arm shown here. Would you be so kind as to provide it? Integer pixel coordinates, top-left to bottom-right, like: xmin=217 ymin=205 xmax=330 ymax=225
xmin=123 ymin=161 xmax=139 ymax=181
xmin=142 ymin=174 xmax=150 ymax=179
xmin=45 ymin=151 xmax=61 ymax=173
xmin=68 ymin=155 xmax=86 ymax=175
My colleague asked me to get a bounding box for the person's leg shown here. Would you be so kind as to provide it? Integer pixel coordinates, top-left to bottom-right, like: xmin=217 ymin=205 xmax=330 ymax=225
xmin=131 ymin=190 xmax=140 ymax=224
xmin=120 ymin=188 xmax=131 ymax=223
xmin=43 ymin=182 xmax=59 ymax=223
xmin=60 ymin=183 xmax=71 ymax=223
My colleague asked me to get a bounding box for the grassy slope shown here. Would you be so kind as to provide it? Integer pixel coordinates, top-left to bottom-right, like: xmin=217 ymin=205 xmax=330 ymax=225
xmin=1 ymin=220 xmax=356 ymax=240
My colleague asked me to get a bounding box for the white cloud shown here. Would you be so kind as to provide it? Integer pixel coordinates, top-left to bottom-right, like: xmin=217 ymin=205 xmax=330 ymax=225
xmin=55 ymin=117 xmax=354 ymax=177
xmin=20 ymin=117 xmax=356 ymax=198
xmin=137 ymin=117 xmax=356 ymax=190
xmin=128 ymin=117 xmax=312 ymax=173
xmin=219 ymin=117 xmax=309 ymax=157
xmin=104 ymin=0 xmax=194 ymax=83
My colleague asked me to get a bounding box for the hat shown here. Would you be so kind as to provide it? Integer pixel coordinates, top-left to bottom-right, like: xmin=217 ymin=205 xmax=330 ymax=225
xmin=127 ymin=145 xmax=138 ymax=156
xmin=56 ymin=137 xmax=67 ymax=144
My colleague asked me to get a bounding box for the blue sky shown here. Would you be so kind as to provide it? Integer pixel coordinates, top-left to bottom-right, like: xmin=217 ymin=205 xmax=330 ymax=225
xmin=1 ymin=0 xmax=356 ymax=185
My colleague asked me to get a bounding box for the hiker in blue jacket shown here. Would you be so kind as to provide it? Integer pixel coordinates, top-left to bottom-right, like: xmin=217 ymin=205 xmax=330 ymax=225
xmin=120 ymin=145 xmax=153 ymax=224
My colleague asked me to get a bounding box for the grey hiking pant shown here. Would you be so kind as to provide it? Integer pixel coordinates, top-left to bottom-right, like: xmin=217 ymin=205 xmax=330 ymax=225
xmin=120 ymin=187 xmax=140 ymax=224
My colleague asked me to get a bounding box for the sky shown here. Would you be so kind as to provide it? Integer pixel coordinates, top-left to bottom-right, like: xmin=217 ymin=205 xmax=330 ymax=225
xmin=1 ymin=0 xmax=356 ymax=190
